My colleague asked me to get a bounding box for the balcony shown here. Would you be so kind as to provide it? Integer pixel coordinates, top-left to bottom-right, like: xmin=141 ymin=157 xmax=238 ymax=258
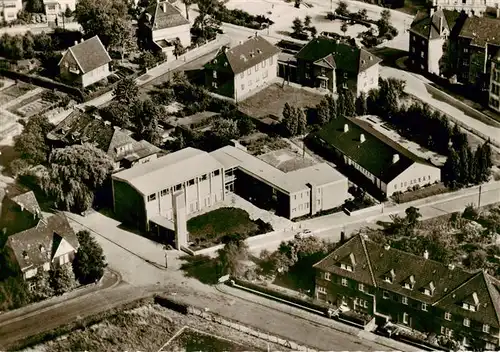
xmin=224 ymin=174 xmax=236 ymax=183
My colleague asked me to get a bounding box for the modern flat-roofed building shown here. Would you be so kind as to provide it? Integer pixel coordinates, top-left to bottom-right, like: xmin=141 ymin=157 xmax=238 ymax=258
xmin=317 ymin=115 xmax=441 ymax=197
xmin=1 ymin=0 xmax=22 ymax=22
xmin=112 ymin=147 xmax=225 ymax=231
xmin=210 ymin=146 xmax=349 ymax=219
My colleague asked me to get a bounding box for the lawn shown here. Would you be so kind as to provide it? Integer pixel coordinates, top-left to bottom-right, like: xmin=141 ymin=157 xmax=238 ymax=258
xmin=238 ymin=83 xmax=324 ymax=120
xmin=163 ymin=327 xmax=254 ymax=352
xmin=187 ymin=208 xmax=272 ymax=249
xmin=391 ymin=182 xmax=449 ymax=204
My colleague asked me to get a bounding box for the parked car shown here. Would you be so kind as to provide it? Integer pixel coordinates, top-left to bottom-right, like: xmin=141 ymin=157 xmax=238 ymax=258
xmin=295 ymin=229 xmax=313 ymax=239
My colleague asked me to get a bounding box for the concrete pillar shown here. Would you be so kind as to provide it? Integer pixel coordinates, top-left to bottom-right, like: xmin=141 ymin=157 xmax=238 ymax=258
xmin=197 ymin=177 xmax=201 ymax=210
xmin=173 ymin=190 xmax=188 ymax=250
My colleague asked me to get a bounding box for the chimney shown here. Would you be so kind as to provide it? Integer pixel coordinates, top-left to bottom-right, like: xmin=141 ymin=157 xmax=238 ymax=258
xmin=336 ymin=39 xmax=340 ymax=44
xmin=239 ymin=40 xmax=243 ymax=45
xmin=384 ymin=244 xmax=390 ymax=250
xmin=423 ymin=250 xmax=429 ymax=259
xmin=360 ymin=134 xmax=366 ymax=143
xmin=80 ymin=38 xmax=84 ymax=43
xmin=162 ymin=2 xmax=167 ymax=12
xmin=392 ymin=154 xmax=400 ymax=164
xmin=448 ymin=264 xmax=455 ymax=270
xmin=343 ymin=123 xmax=349 ymax=132
xmin=496 ymin=4 xmax=499 ymax=18
xmin=74 ymin=40 xmax=78 ymax=46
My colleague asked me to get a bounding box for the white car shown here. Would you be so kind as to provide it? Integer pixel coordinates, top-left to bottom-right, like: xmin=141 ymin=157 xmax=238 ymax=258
xmin=295 ymin=229 xmax=313 ymax=239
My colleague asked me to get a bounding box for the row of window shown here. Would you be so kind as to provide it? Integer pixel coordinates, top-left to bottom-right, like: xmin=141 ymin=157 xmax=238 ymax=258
xmin=491 ymin=82 xmax=500 ymax=96
xmin=293 ymin=191 xmax=311 ymax=201
xmin=238 ymin=57 xmax=274 ymax=79
xmin=240 ymin=70 xmax=269 ymax=91
xmin=394 ymin=175 xmax=432 ymax=190
xmin=291 ymin=202 xmax=310 ymax=213
xmin=147 ymin=170 xmax=220 ymax=202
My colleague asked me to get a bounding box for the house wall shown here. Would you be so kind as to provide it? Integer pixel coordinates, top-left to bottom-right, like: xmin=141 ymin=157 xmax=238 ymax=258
xmin=152 ymin=23 xmax=191 ymax=48
xmin=342 ymin=153 xmax=385 ymax=192
xmin=289 ymin=188 xmax=311 ymax=219
xmin=427 ymin=37 xmax=446 ymax=75
xmin=1 ymin=0 xmax=22 ymax=22
xmin=112 ymin=179 xmax=148 ymax=230
xmin=144 ymin=168 xmax=224 ymax=222
xmin=205 ymin=66 xmax=235 ymax=99
xmin=433 ymin=0 xmax=496 ymax=15
xmin=81 ymin=63 xmax=110 ymax=88
xmin=356 ymin=63 xmax=379 ymax=96
xmin=318 ymin=179 xmax=350 ymax=211
xmin=387 ymin=162 xmax=441 ymax=196
xmin=59 ymin=50 xmax=82 ymax=85
xmin=489 ymin=61 xmax=500 ymax=112
xmin=44 ymin=0 xmax=76 ymax=21
xmin=409 ymin=33 xmax=429 ymax=72
xmin=233 ymin=53 xmax=278 ymax=102
xmin=311 ymin=65 xmax=336 ymax=93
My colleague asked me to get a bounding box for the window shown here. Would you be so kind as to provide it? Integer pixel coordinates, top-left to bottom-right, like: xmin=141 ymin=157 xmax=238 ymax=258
xmin=294 ymin=195 xmax=297 ymax=200
xmin=358 ymin=283 xmax=364 ymax=292
xmin=305 ymin=202 xmax=309 ymax=209
xmin=340 ymin=263 xmax=353 ymax=272
xmin=404 ymin=283 xmax=412 ymax=290
xmin=421 ymin=40 xmax=425 ymax=45
xmin=241 ymin=84 xmax=245 ymax=91
xmin=421 ymin=302 xmax=428 ymax=311
xmin=212 ymin=82 xmax=218 ymax=88
xmin=161 ymin=189 xmax=169 ymax=197
xmin=212 ymin=70 xmax=217 ymax=78
xmin=486 ymin=342 xmax=495 ymax=350
xmin=423 ymin=288 xmax=431 ymax=296
xmin=213 ymin=169 xmax=220 ymax=176
xmin=188 ymin=179 xmax=195 ymax=186
xmin=464 ymin=47 xmax=469 ymax=53
xmin=317 ymin=286 xmax=327 ymax=294
xmin=269 ymin=56 xmax=273 ymax=65
xmin=483 ymin=324 xmax=490 ymax=333
xmin=262 ymin=61 xmax=266 ymax=68
xmin=263 ymin=70 xmax=268 ymax=78
xmin=383 ymin=291 xmax=389 ymax=299
xmin=175 ymin=184 xmax=182 ymax=191
xmin=148 ymin=193 xmax=156 ymax=201
xmin=444 ymin=312 xmax=451 ymax=321
xmin=305 ymin=72 xmax=311 ymax=79
xmin=201 ymin=174 xmax=207 ymax=181
xmin=247 ymin=68 xmax=251 ymax=76
xmin=240 ymin=73 xmax=244 ymax=79
xmin=341 ymin=278 xmax=348 ymax=287
xmin=402 ymin=296 xmax=408 ymax=305
xmin=403 ymin=312 xmax=409 ymax=325
xmin=324 ymin=272 xmax=331 ymax=281
xmin=412 ymin=47 xmax=415 ymax=53
xmin=463 ymin=318 xmax=470 ymax=327
xmin=255 ymin=65 xmax=259 ymax=72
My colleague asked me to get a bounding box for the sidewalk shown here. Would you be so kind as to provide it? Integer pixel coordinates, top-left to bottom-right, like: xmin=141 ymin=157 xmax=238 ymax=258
xmin=0 ymin=268 xmax=120 ymax=326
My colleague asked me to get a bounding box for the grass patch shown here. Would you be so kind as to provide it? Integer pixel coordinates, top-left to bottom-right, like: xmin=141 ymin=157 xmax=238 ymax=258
xmin=187 ymin=208 xmax=272 ymax=249
xmin=2 ymin=82 xmax=35 ymax=98
xmin=240 ymin=134 xmax=289 ymax=156
xmin=238 ymin=83 xmax=324 ymax=120
xmin=179 ymin=255 xmax=220 ymax=285
xmin=392 ymin=183 xmax=449 ymax=204
xmin=165 ymin=327 xmax=253 ymax=352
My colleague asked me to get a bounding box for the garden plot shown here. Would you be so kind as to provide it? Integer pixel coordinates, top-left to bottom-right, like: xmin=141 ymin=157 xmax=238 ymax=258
xmin=258 ymin=148 xmax=316 ymax=172
xmin=0 ymin=82 xmax=35 ymax=105
xmin=9 ymin=91 xmax=61 ymax=118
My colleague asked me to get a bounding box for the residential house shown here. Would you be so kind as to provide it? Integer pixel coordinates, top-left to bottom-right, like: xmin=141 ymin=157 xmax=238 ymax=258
xmin=47 ymin=110 xmax=161 ymax=171
xmin=409 ymin=9 xmax=464 ymax=75
xmin=291 ymin=37 xmax=381 ymax=96
xmin=141 ymin=1 xmax=191 ymax=56
xmin=314 ymin=234 xmax=500 ymax=350
xmin=204 ymin=35 xmax=281 ymax=102
xmin=43 ymin=0 xmax=77 ymax=23
xmin=58 ymin=36 xmax=112 ymax=88
xmin=6 ymin=213 xmax=79 ymax=280
xmin=489 ymin=49 xmax=500 ymax=112
xmin=317 ymin=115 xmax=441 ymax=197
xmin=0 ymin=191 xmax=43 ymax=237
xmin=432 ymin=0 xmax=499 ymax=16
xmin=0 ymin=0 xmax=22 ymax=22
xmin=111 ymin=145 xmax=348 ymax=238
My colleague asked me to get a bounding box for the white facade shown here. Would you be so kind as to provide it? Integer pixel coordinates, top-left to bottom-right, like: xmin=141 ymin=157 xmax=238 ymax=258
xmin=153 ymin=23 xmax=191 ymax=49
xmin=233 ymin=53 xmax=279 ymax=102
xmin=427 ymin=36 xmax=447 ymax=75
xmin=44 ymin=0 xmax=76 ymax=22
xmin=433 ymin=0 xmax=499 ymax=15
xmin=386 ymin=163 xmax=441 ymax=196
xmin=144 ymin=168 xmax=224 ymax=222
xmin=356 ymin=63 xmax=379 ymax=96
xmin=81 ymin=63 xmax=110 ymax=88
xmin=1 ymin=0 xmax=22 ymax=22
xmin=489 ymin=59 xmax=500 ymax=112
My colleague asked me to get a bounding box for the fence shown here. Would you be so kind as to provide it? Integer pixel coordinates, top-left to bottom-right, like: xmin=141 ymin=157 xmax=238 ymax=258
xmin=344 ymin=203 xmax=384 ymax=216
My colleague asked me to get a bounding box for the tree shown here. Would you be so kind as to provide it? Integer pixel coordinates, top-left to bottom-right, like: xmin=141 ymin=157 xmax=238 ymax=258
xmin=9 ymin=35 xmax=24 ymax=60
xmin=304 ymin=15 xmax=311 ymax=28
xmin=50 ymin=264 xmax=75 ymax=295
xmin=30 ymin=270 xmax=54 ymax=302
xmin=101 ymin=101 xmax=131 ymax=127
xmin=443 ymin=147 xmax=461 ymax=188
xmin=405 ymin=206 xmax=421 ymax=229
xmin=378 ymin=9 xmax=392 ymax=36
xmin=337 ymin=89 xmax=355 ymax=117
xmin=22 ymin=32 xmax=35 ymax=59
xmin=325 ymin=94 xmax=337 ymax=120
xmin=14 ymin=115 xmax=54 ymax=165
xmin=475 ymin=141 xmax=492 ymax=183
xmin=357 ymin=8 xmax=368 ymax=21
xmin=378 ymin=77 xmax=405 ymax=118
xmin=33 ymin=32 xmax=53 ymax=51
xmin=26 ymin=0 xmax=44 ymax=13
xmin=464 ymin=249 xmax=487 ymax=270
xmin=41 ymin=144 xmax=114 ymax=212
xmin=316 ymin=99 xmax=330 ymax=125
xmin=193 ymin=0 xmax=221 ymax=41
xmin=74 ymin=0 xmax=131 ymax=48
xmin=282 ymin=102 xmax=298 ymax=136
xmin=64 ymin=7 xmax=73 ymax=17
xmin=335 ymin=0 xmax=348 ymax=17
xmin=173 ymin=37 xmax=186 ymax=59
xmin=129 ymin=98 xmax=162 ymax=145
xmin=291 ymin=17 xmax=305 ymax=38
xmin=139 ymin=50 xmax=158 ymax=71
xmin=112 ymin=76 xmax=139 ymax=106
xmin=217 ymin=236 xmax=249 ymax=277
xmin=73 ymin=230 xmax=107 ymax=284
xmin=296 ymin=108 xmax=307 ymax=135
xmin=340 ymin=22 xmax=348 ymax=36
xmin=236 ymin=117 xmax=255 ymax=136
xmin=309 ymin=26 xmax=317 ymax=38
xmin=111 ymin=19 xmax=136 ymax=62
xmin=212 ymin=118 xmax=239 ymax=141
xmin=356 ymin=91 xmax=368 ymax=115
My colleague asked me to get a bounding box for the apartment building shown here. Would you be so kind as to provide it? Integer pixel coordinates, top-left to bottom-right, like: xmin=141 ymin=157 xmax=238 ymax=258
xmin=204 ymin=35 xmax=280 ymax=102
xmin=291 ymin=37 xmax=381 ymax=96
xmin=317 ymin=115 xmax=441 ymax=197
xmin=314 ymin=235 xmax=500 ymax=350
xmin=432 ymin=0 xmax=499 ymax=16
xmin=43 ymin=0 xmax=77 ymax=23
xmin=0 ymin=0 xmax=22 ymax=22
xmin=490 ymin=49 xmax=500 ymax=112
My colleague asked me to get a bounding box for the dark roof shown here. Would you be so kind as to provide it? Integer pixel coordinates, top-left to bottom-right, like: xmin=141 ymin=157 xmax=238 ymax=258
xmin=7 ymin=213 xmax=79 ymax=271
xmin=64 ymin=36 xmax=111 ymax=74
xmin=0 ymin=191 xmax=43 ymax=236
xmin=317 ymin=115 xmax=420 ymax=183
xmin=295 ymin=37 xmax=381 ymax=74
xmin=107 ymin=129 xmax=161 ymax=163
xmin=410 ymin=9 xmax=462 ymax=40
xmin=145 ymin=1 xmax=189 ymax=30
xmin=10 ymin=191 xmax=41 ymax=217
xmin=206 ymin=36 xmax=281 ymax=75
xmin=47 ymin=110 xmax=115 ymax=151
xmin=459 ymin=16 xmax=500 ymax=47
xmin=314 ymin=235 xmax=500 ymax=327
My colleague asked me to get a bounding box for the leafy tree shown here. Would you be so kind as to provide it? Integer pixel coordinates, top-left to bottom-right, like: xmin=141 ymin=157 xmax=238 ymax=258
xmin=335 ymin=0 xmax=348 ymax=16
xmin=111 ymin=19 xmax=136 ymax=62
xmin=22 ymin=32 xmax=35 ymax=59
xmin=304 ymin=15 xmax=311 ymax=28
xmin=173 ymin=37 xmax=186 ymax=59
xmin=464 ymin=249 xmax=487 ymax=270
xmin=443 ymin=148 xmax=461 ymax=188
xmin=30 ymin=270 xmax=54 ymax=302
xmin=212 ymin=118 xmax=239 ymax=141
xmin=291 ymin=17 xmax=305 ymax=38
xmin=296 ymin=108 xmax=307 ymax=135
xmin=14 ymin=115 xmax=54 ymax=165
xmin=41 ymin=144 xmax=114 ymax=212
xmin=282 ymin=102 xmax=298 ymax=136
xmin=309 ymin=26 xmax=317 ymax=38
xmin=74 ymin=0 xmax=130 ymax=48
xmin=340 ymin=22 xmax=348 ymax=36
xmin=337 ymin=89 xmax=356 ymax=117
xmin=236 ymin=117 xmax=255 ymax=136
xmin=357 ymin=8 xmax=368 ymax=21
xmin=50 ymin=264 xmax=75 ymax=295
xmin=356 ymin=91 xmax=368 ymax=115
xmin=64 ymin=7 xmax=73 ymax=17
xmin=325 ymin=94 xmax=336 ymax=120
xmin=33 ymin=32 xmax=53 ymax=51
xmin=217 ymin=236 xmax=249 ymax=277
xmin=129 ymin=98 xmax=162 ymax=145
xmin=113 ymin=76 xmax=139 ymax=106
xmin=378 ymin=9 xmax=391 ymax=36
xmin=378 ymin=77 xmax=405 ymax=118
xmin=475 ymin=141 xmax=492 ymax=183
xmin=405 ymin=206 xmax=421 ymax=229
xmin=73 ymin=230 xmax=107 ymax=284
xmin=139 ymin=50 xmax=158 ymax=71
xmin=100 ymin=101 xmax=131 ymax=127
xmin=193 ymin=0 xmax=221 ymax=41
xmin=316 ymin=99 xmax=330 ymax=125
xmin=10 ymin=35 xmax=25 ymax=60
xmin=25 ymin=0 xmax=44 ymax=13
